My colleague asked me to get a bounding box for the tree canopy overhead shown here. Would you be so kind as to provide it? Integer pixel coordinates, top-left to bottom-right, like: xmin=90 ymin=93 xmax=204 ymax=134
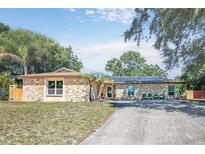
xmin=124 ymin=9 xmax=205 ymax=76
xmin=105 ymin=51 xmax=167 ymax=78
xmin=0 ymin=23 xmax=83 ymax=75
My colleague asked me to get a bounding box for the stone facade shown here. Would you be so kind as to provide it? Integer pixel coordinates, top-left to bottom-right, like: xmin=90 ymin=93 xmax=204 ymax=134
xmin=64 ymin=77 xmax=90 ymax=102
xmin=23 ymin=77 xmax=44 ymax=101
xmin=22 ymin=75 xmax=176 ymax=102
xmin=22 ymin=76 xmax=90 ymax=102
xmin=106 ymin=83 xmax=173 ymax=100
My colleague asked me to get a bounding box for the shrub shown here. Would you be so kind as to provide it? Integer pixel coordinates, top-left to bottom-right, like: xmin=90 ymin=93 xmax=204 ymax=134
xmin=0 ymin=72 xmax=14 ymax=100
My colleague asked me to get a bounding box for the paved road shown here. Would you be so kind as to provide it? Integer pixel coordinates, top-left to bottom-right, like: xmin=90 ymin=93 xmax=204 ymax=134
xmin=81 ymin=100 xmax=205 ymax=145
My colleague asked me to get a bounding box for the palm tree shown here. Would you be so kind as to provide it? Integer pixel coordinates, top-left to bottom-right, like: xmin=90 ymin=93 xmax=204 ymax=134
xmin=0 ymin=46 xmax=29 ymax=75
xmin=82 ymin=73 xmax=111 ymax=101
xmin=81 ymin=73 xmax=96 ymax=101
xmin=95 ymin=73 xmax=111 ymax=100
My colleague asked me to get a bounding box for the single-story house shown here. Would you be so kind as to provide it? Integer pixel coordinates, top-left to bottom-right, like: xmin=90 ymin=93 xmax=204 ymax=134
xmin=16 ymin=67 xmax=186 ymax=102
xmin=17 ymin=67 xmax=98 ymax=102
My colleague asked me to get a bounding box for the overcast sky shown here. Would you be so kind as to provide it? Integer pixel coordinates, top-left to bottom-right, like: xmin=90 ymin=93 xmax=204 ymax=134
xmin=0 ymin=8 xmax=182 ymax=78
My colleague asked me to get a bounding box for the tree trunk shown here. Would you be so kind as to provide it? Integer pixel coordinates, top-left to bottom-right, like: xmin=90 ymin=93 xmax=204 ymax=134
xmin=97 ymin=83 xmax=104 ymax=100
xmin=23 ymin=61 xmax=28 ymax=75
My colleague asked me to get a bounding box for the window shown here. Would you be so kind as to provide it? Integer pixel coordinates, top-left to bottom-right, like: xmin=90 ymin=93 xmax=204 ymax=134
xmin=56 ymin=81 xmax=63 ymax=95
xmin=168 ymin=85 xmax=175 ymax=96
xmin=107 ymin=87 xmax=112 ymax=98
xmin=48 ymin=81 xmax=55 ymax=94
xmin=128 ymin=86 xmax=134 ymax=96
xmin=47 ymin=81 xmax=63 ymax=95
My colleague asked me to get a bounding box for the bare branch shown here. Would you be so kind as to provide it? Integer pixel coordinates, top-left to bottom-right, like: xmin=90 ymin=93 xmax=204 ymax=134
xmin=0 ymin=52 xmax=22 ymax=64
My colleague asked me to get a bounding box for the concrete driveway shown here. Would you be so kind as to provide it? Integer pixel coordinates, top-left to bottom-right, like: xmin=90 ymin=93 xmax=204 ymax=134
xmin=81 ymin=100 xmax=205 ymax=145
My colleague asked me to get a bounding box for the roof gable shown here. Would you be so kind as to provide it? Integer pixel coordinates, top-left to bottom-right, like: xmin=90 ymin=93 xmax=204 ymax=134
xmin=54 ymin=67 xmax=75 ymax=73
xmin=16 ymin=67 xmax=81 ymax=78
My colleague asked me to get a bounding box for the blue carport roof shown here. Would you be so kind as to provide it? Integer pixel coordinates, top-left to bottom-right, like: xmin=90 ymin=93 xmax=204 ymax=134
xmin=111 ymin=76 xmax=164 ymax=83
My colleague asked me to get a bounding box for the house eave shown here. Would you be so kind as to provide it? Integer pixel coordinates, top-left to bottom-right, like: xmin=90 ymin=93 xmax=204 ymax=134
xmin=107 ymin=81 xmax=188 ymax=84
xmin=16 ymin=74 xmax=82 ymax=79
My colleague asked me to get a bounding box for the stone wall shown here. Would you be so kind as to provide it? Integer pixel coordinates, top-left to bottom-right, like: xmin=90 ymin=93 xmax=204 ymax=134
xmin=113 ymin=83 xmax=171 ymax=100
xmin=64 ymin=77 xmax=90 ymax=102
xmin=23 ymin=76 xmax=90 ymax=102
xmin=23 ymin=77 xmax=44 ymax=101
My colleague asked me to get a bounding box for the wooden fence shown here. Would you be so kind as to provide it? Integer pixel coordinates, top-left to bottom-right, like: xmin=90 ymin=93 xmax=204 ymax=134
xmin=9 ymin=85 xmax=23 ymax=101
xmin=186 ymin=90 xmax=205 ymax=100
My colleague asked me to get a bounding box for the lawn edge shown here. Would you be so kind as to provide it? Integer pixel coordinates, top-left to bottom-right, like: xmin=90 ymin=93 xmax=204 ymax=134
xmin=77 ymin=103 xmax=116 ymax=145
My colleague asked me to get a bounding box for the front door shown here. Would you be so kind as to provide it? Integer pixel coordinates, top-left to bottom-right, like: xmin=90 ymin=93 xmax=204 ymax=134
xmin=168 ymin=85 xmax=175 ymax=99
xmin=107 ymin=86 xmax=113 ymax=99
xmin=168 ymin=85 xmax=175 ymax=95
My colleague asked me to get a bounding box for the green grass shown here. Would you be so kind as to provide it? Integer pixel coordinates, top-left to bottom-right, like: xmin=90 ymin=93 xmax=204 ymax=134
xmin=0 ymin=102 xmax=115 ymax=144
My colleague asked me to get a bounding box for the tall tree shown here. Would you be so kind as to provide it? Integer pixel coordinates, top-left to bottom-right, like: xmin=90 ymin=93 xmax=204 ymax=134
xmin=0 ymin=51 xmax=28 ymax=74
xmin=105 ymin=51 xmax=166 ymax=78
xmin=124 ymin=9 xmax=205 ymax=75
xmin=105 ymin=51 xmax=146 ymax=76
xmin=181 ymin=64 xmax=205 ymax=90
xmin=0 ymin=23 xmax=10 ymax=33
xmin=0 ymin=23 xmax=83 ymax=75
xmin=105 ymin=58 xmax=124 ymax=76
xmin=120 ymin=51 xmax=146 ymax=76
xmin=142 ymin=64 xmax=167 ymax=79
xmin=0 ymin=44 xmax=31 ymax=74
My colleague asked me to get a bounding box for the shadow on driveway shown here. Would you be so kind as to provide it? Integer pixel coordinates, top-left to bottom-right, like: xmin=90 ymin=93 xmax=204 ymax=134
xmin=110 ymin=100 xmax=205 ymax=117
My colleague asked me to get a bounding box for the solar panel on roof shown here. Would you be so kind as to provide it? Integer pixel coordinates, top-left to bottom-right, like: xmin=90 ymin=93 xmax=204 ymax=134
xmin=111 ymin=76 xmax=164 ymax=83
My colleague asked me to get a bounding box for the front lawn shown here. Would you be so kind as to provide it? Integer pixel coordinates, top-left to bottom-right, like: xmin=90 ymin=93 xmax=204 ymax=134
xmin=0 ymin=102 xmax=115 ymax=144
